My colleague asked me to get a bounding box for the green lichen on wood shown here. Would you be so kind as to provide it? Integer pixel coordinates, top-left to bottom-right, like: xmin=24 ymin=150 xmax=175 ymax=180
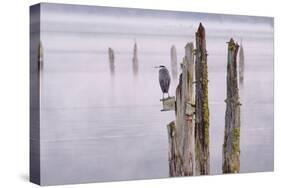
xmin=232 ymin=127 xmax=240 ymax=153
xmin=202 ymin=62 xmax=209 ymax=145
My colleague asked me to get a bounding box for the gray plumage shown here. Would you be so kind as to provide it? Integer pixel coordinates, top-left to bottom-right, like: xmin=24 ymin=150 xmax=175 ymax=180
xmin=158 ymin=65 xmax=171 ymax=98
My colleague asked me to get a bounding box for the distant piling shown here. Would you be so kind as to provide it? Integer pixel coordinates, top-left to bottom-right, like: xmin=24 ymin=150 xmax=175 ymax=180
xmin=108 ymin=47 xmax=115 ymax=75
xmin=132 ymin=41 xmax=139 ymax=76
xmin=222 ymin=38 xmax=241 ymax=174
xmin=238 ymin=41 xmax=245 ymax=85
xmin=194 ymin=23 xmax=210 ymax=175
xmin=170 ymin=45 xmax=178 ymax=80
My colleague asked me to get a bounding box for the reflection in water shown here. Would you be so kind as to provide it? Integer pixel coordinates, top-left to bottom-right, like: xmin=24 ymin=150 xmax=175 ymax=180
xmin=170 ymin=45 xmax=177 ymax=80
xmin=108 ymin=47 xmax=115 ymax=75
xmin=132 ymin=41 xmax=139 ymax=76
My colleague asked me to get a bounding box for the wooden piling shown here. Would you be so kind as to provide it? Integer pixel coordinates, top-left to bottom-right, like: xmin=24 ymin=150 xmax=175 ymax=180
xmin=108 ymin=47 xmax=115 ymax=75
xmin=132 ymin=41 xmax=139 ymax=75
xmin=177 ymin=42 xmax=195 ymax=176
xmin=222 ymin=38 xmax=241 ymax=173
xmin=194 ymin=23 xmax=210 ymax=175
xmin=166 ymin=42 xmax=195 ymax=176
xmin=170 ymin=45 xmax=178 ymax=80
xmin=167 ymin=121 xmax=184 ymax=176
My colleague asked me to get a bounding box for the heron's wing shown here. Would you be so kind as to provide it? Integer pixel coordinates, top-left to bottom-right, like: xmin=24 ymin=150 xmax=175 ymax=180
xmin=163 ymin=68 xmax=171 ymax=92
xmin=159 ymin=68 xmax=171 ymax=93
xmin=166 ymin=70 xmax=171 ymax=90
xmin=159 ymin=78 xmax=166 ymax=93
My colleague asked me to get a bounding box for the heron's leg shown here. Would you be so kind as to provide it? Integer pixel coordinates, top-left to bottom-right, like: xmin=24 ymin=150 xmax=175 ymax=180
xmin=168 ymin=92 xmax=170 ymax=98
xmin=162 ymin=93 xmax=164 ymax=100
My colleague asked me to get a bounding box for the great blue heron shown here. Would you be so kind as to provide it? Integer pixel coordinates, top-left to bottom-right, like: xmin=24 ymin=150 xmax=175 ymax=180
xmin=155 ymin=65 xmax=171 ymax=99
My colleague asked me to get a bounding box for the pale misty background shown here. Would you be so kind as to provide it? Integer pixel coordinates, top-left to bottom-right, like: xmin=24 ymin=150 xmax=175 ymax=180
xmin=32 ymin=3 xmax=273 ymax=185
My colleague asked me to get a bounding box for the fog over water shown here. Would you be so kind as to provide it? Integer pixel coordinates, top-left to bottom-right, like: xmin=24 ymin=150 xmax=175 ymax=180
xmin=34 ymin=3 xmax=273 ymax=185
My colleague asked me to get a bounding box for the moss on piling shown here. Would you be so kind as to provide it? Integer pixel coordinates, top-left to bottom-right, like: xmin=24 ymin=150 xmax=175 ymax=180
xmin=232 ymin=127 xmax=240 ymax=153
xmin=202 ymin=62 xmax=210 ymax=146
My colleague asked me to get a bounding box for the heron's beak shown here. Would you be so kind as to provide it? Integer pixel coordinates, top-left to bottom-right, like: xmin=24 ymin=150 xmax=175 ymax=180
xmin=154 ymin=66 xmax=159 ymax=68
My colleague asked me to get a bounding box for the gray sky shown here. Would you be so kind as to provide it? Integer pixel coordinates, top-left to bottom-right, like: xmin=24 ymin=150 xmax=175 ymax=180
xmin=38 ymin=3 xmax=273 ymax=36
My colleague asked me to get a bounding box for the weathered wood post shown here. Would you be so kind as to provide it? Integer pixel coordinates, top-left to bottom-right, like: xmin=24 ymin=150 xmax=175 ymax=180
xmin=167 ymin=121 xmax=183 ymax=176
xmin=222 ymin=38 xmax=241 ymax=173
xmin=238 ymin=41 xmax=244 ymax=85
xmin=177 ymin=42 xmax=195 ymax=176
xmin=166 ymin=42 xmax=195 ymax=176
xmin=108 ymin=47 xmax=115 ymax=75
xmin=132 ymin=41 xmax=139 ymax=75
xmin=170 ymin=45 xmax=178 ymax=80
xmin=194 ymin=23 xmax=210 ymax=175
